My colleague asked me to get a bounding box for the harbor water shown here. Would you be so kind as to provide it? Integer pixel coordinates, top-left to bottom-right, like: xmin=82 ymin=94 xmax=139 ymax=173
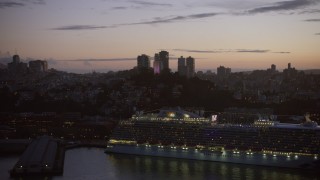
xmin=1 ymin=148 xmax=318 ymax=180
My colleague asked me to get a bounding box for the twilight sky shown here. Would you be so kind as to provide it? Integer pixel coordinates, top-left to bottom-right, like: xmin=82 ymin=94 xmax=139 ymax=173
xmin=0 ymin=0 xmax=320 ymax=73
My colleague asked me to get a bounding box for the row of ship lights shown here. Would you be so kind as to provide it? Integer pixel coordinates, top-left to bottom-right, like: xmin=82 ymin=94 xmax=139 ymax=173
xmin=139 ymin=144 xmax=318 ymax=160
xmin=108 ymin=141 xmax=318 ymax=160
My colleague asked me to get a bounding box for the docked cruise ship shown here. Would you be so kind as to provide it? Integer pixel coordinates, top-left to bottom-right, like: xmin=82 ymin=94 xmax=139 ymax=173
xmin=105 ymin=107 xmax=320 ymax=169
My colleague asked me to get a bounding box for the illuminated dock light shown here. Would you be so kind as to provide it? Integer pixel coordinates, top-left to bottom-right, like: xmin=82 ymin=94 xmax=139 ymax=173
xmin=273 ymin=154 xmax=277 ymax=157
xmin=295 ymin=155 xmax=298 ymax=159
xmin=314 ymin=156 xmax=318 ymax=160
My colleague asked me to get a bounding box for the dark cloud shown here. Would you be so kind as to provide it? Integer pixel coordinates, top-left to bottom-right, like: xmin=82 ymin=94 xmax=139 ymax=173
xmin=173 ymin=49 xmax=220 ymax=53
xmin=247 ymin=0 xmax=318 ymax=14
xmin=298 ymin=9 xmax=320 ymax=14
xmin=173 ymin=49 xmax=270 ymax=54
xmin=131 ymin=1 xmax=172 ymax=7
xmin=304 ymin=18 xmax=320 ymax=21
xmin=30 ymin=0 xmax=46 ymax=5
xmin=315 ymin=33 xmax=320 ymax=35
xmin=51 ymin=25 xmax=116 ymax=30
xmin=52 ymin=13 xmax=217 ymax=30
xmin=236 ymin=49 xmax=269 ymax=53
xmin=0 ymin=0 xmax=46 ymax=9
xmin=273 ymin=51 xmax=291 ymax=54
xmin=0 ymin=2 xmax=25 ymax=8
xmin=61 ymin=58 xmax=136 ymax=62
xmin=123 ymin=12 xmax=219 ymax=25
xmin=112 ymin=6 xmax=127 ymax=10
xmin=111 ymin=1 xmax=172 ymax=11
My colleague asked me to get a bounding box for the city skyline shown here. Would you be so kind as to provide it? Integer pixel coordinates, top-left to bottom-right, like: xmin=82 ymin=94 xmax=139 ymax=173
xmin=1 ymin=0 xmax=320 ymax=73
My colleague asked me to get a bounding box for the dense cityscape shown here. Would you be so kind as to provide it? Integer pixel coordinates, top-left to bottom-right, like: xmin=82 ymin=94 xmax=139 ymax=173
xmin=0 ymin=51 xmax=319 ymax=142
xmin=1 ymin=0 xmax=320 ymax=179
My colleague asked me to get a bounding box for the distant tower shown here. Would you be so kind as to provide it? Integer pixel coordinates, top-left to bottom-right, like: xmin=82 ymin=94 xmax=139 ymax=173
xmin=225 ymin=67 xmax=231 ymax=75
xmin=288 ymin=63 xmax=291 ymax=69
xmin=13 ymin=55 xmax=20 ymax=64
xmin=217 ymin=65 xmax=231 ymax=77
xmin=178 ymin=56 xmax=186 ymax=76
xmin=8 ymin=54 xmax=28 ymax=73
xmin=29 ymin=60 xmax=48 ymax=72
xmin=137 ymin=54 xmax=150 ymax=69
xmin=159 ymin=51 xmax=169 ymax=70
xmin=153 ymin=53 xmax=164 ymax=74
xmin=217 ymin=66 xmax=226 ymax=76
xmin=153 ymin=59 xmax=162 ymax=74
xmin=186 ymin=56 xmax=195 ymax=78
xmin=271 ymin=64 xmax=276 ymax=71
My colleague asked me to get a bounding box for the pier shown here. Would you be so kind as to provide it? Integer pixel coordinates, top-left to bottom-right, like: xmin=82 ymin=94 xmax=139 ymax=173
xmin=10 ymin=136 xmax=65 ymax=177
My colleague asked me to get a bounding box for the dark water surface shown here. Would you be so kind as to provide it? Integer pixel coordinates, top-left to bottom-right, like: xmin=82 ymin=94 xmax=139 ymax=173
xmin=1 ymin=148 xmax=318 ymax=180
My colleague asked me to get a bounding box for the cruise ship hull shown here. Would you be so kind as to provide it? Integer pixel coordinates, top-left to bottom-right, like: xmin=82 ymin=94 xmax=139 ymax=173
xmin=105 ymin=144 xmax=320 ymax=169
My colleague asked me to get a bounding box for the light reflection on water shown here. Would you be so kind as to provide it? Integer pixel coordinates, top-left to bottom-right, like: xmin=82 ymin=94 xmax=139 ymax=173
xmin=1 ymin=148 xmax=318 ymax=180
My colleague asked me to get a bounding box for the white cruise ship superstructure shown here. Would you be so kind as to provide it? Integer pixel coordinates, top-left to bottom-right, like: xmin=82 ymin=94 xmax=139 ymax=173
xmin=105 ymin=107 xmax=320 ymax=169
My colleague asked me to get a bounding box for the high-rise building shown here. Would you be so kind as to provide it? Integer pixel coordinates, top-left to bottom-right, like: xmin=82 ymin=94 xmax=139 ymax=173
xmin=8 ymin=54 xmax=28 ymax=74
xmin=29 ymin=60 xmax=48 ymax=72
xmin=186 ymin=56 xmax=195 ymax=78
xmin=13 ymin=55 xmax=20 ymax=64
xmin=271 ymin=64 xmax=276 ymax=71
xmin=217 ymin=66 xmax=231 ymax=77
xmin=137 ymin=54 xmax=150 ymax=69
xmin=226 ymin=67 xmax=231 ymax=74
xmin=153 ymin=53 xmax=163 ymax=74
xmin=159 ymin=51 xmax=169 ymax=70
xmin=178 ymin=56 xmax=186 ymax=76
xmin=153 ymin=59 xmax=163 ymax=74
xmin=283 ymin=62 xmax=297 ymax=77
xmin=177 ymin=56 xmax=195 ymax=78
